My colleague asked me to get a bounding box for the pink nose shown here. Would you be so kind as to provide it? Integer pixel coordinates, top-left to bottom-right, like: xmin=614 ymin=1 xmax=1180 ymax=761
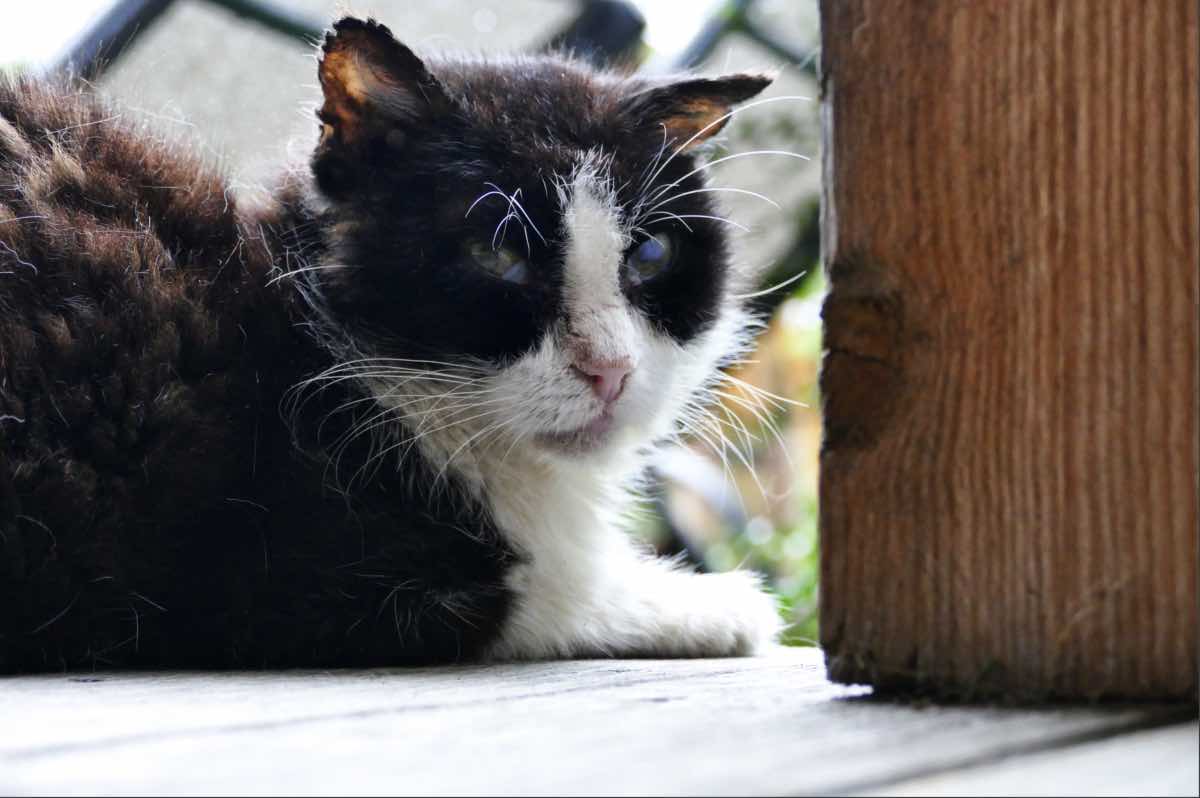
xmin=572 ymin=358 xmax=633 ymax=403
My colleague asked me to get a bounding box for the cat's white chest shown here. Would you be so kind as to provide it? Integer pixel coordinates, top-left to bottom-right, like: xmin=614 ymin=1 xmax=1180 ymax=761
xmin=482 ymin=455 xmax=782 ymax=661
xmin=484 ymin=462 xmax=620 ymax=658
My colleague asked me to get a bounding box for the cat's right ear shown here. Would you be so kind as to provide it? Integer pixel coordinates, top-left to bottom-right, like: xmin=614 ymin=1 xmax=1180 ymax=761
xmin=315 ymin=17 xmax=446 ymax=174
xmin=620 ymin=74 xmax=773 ymax=152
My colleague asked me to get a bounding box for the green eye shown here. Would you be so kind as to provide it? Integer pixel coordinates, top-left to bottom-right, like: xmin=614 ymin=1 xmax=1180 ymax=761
xmin=626 ymin=234 xmax=675 ymax=284
xmin=466 ymin=242 xmax=530 ymax=284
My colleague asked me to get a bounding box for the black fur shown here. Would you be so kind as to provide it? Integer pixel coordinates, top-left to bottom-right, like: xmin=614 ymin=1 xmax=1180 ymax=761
xmin=0 ymin=77 xmax=514 ymax=671
xmin=311 ymin=18 xmax=759 ymax=355
xmin=0 ymin=20 xmax=768 ymax=671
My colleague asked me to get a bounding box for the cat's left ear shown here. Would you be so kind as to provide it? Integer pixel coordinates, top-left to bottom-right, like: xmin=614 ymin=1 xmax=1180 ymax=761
xmin=621 ymin=74 xmax=773 ymax=151
xmin=317 ymin=16 xmax=447 ymax=149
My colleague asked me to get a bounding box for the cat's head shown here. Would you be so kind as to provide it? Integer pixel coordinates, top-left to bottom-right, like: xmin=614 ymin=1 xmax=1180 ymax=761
xmin=298 ymin=17 xmax=771 ymax=474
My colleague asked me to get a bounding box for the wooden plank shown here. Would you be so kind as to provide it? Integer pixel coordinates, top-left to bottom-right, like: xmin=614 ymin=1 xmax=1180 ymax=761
xmin=818 ymin=0 xmax=1199 ymax=699
xmin=866 ymin=722 xmax=1199 ymax=797
xmin=0 ymin=649 xmax=1191 ymax=796
xmin=0 ymin=653 xmax=845 ymax=756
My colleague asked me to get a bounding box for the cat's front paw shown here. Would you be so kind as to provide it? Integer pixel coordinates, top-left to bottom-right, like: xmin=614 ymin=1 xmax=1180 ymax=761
xmin=673 ymin=570 xmax=783 ymax=657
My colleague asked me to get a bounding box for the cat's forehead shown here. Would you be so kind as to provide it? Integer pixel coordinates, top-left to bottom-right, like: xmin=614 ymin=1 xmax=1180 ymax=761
xmin=435 ymin=56 xmax=624 ymax=130
xmin=426 ymin=57 xmax=643 ymax=176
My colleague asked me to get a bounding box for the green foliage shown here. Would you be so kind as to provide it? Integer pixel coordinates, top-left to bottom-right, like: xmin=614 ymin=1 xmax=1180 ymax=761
xmin=713 ymin=271 xmax=824 ymax=646
xmin=645 ymin=268 xmax=825 ymax=647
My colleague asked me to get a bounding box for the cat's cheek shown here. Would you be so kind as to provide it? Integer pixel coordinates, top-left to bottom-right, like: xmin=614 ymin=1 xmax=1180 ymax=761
xmin=627 ymin=304 xmax=748 ymax=442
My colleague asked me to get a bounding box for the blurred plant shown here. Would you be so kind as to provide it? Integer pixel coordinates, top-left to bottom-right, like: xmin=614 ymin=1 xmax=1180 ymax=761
xmin=644 ymin=270 xmax=823 ymax=646
xmin=635 ymin=1 xmax=824 ymax=644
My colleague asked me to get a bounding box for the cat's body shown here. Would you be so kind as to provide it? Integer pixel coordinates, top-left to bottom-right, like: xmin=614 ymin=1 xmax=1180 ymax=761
xmin=0 ymin=19 xmax=782 ymax=672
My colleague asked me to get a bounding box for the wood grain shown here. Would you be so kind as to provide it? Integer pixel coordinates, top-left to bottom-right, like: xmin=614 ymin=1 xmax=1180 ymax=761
xmin=0 ymin=649 xmax=1191 ymax=796
xmin=868 ymin=722 xmax=1200 ymax=797
xmin=818 ymin=0 xmax=1198 ymax=698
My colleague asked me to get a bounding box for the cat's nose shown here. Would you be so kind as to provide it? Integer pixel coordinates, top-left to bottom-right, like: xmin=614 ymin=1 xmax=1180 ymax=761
xmin=571 ymin=357 xmax=633 ymax=403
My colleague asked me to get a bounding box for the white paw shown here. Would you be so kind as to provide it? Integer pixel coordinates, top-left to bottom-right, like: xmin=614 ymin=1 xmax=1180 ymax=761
xmin=488 ymin=561 xmax=783 ymax=661
xmin=664 ymin=570 xmax=783 ymax=658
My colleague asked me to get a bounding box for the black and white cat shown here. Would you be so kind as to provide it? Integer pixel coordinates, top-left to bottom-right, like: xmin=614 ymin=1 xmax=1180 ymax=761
xmin=0 ymin=16 xmax=782 ymax=670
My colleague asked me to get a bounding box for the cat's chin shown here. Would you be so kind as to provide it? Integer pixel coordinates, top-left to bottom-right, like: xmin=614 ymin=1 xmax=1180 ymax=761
xmin=534 ymin=409 xmax=619 ymax=455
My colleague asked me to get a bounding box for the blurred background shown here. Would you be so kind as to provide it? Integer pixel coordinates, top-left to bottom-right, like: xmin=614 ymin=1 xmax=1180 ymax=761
xmin=1 ymin=0 xmax=824 ymax=645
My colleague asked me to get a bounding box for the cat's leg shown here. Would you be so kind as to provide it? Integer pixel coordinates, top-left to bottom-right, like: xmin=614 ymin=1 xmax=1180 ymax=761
xmin=490 ymin=533 xmax=782 ymax=660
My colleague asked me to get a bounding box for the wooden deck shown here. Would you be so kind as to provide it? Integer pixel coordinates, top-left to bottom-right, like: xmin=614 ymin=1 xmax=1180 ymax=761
xmin=1 ymin=648 xmax=1195 ymax=796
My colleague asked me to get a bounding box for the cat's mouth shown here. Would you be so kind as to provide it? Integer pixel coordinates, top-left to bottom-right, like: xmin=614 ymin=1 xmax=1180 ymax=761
xmin=536 ymin=409 xmax=616 ymax=453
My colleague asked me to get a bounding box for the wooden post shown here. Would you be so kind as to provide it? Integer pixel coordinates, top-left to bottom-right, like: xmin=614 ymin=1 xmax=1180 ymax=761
xmin=818 ymin=0 xmax=1198 ymax=699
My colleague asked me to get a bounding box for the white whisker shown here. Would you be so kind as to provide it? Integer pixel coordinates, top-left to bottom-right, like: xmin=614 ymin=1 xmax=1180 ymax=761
xmin=642 ymin=95 xmax=812 ymax=190
xmin=645 ymin=212 xmax=748 ymax=232
xmin=645 ymin=186 xmax=780 ymax=215
xmin=637 ymin=150 xmax=810 ymax=220
xmin=266 ymin=263 xmax=357 ymax=286
xmin=640 ymin=210 xmax=693 ymax=233
xmin=496 ymin=184 xmax=546 ymax=244
xmin=732 ymin=270 xmax=809 ymax=301
xmin=465 ymin=189 xmax=508 ymax=218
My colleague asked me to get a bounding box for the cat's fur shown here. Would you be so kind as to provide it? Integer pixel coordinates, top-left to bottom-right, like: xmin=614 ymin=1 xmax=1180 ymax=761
xmin=0 ymin=17 xmax=782 ymax=671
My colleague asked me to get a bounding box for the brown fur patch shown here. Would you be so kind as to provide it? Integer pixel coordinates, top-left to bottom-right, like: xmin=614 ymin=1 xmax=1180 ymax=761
xmin=662 ymin=97 xmax=737 ymax=146
xmin=624 ymin=74 xmax=773 ymax=150
xmin=317 ymin=17 xmax=444 ymax=147
xmin=0 ymin=114 xmax=31 ymax=160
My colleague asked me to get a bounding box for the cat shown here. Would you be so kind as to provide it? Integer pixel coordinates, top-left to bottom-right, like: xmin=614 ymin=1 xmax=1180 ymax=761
xmin=0 ymin=16 xmax=783 ymax=671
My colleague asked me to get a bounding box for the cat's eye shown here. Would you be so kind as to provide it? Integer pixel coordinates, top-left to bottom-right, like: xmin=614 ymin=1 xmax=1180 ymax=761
xmin=626 ymin=234 xmax=675 ymax=285
xmin=466 ymin=242 xmax=530 ymax=284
